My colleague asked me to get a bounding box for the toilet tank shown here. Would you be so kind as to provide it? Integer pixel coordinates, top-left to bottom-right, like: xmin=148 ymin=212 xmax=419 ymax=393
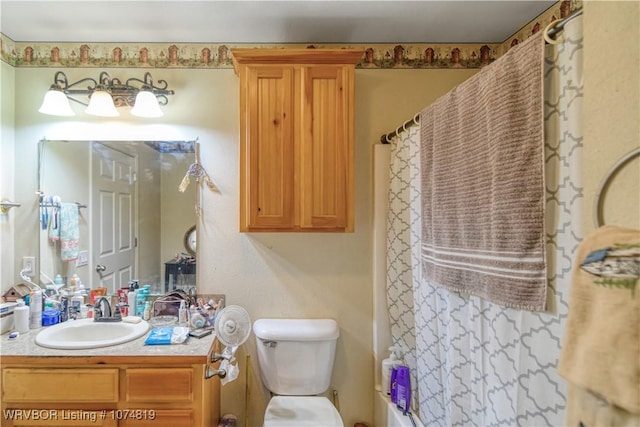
xmin=253 ymin=319 xmax=340 ymax=395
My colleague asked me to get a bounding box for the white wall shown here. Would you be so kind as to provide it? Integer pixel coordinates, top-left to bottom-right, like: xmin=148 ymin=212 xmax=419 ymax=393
xmin=582 ymin=1 xmax=640 ymax=234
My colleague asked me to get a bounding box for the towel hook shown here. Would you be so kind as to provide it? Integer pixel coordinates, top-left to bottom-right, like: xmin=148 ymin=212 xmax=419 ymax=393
xmin=593 ymin=148 xmax=640 ymax=228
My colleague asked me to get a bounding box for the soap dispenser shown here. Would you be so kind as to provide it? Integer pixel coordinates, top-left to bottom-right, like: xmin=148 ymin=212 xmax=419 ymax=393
xmin=381 ymin=345 xmax=403 ymax=396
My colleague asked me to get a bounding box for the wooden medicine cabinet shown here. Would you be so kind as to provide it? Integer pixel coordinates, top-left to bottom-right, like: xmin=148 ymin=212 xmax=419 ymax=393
xmin=231 ymin=49 xmax=363 ymax=232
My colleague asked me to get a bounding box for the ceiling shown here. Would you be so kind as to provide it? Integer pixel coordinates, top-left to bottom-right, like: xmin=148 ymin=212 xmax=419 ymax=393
xmin=1 ymin=1 xmax=556 ymax=45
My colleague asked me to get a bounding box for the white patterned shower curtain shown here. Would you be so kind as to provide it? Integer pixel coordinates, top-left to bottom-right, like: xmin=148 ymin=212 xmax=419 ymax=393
xmin=386 ymin=17 xmax=583 ymax=426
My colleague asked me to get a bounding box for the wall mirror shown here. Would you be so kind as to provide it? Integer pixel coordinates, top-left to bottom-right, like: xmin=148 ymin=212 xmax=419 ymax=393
xmin=38 ymin=139 xmax=197 ymax=296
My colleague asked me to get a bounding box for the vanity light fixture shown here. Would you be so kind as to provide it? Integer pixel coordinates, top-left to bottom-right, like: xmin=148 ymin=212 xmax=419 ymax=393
xmin=38 ymin=71 xmax=174 ymax=118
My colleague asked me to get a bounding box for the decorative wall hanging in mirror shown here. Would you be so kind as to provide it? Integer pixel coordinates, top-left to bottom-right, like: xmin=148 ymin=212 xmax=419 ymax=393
xmin=178 ymin=140 xmax=218 ymax=216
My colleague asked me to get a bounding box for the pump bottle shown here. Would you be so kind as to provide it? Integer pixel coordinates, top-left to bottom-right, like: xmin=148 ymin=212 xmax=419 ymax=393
xmin=381 ymin=345 xmax=402 ymax=396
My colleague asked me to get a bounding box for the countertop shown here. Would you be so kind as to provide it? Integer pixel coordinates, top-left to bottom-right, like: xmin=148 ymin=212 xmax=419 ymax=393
xmin=0 ymin=323 xmax=217 ymax=365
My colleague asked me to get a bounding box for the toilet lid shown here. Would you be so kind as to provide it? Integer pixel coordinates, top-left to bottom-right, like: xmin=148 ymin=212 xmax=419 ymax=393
xmin=264 ymin=396 xmax=343 ymax=427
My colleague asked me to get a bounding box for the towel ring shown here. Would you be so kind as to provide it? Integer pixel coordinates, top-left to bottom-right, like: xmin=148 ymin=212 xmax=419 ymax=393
xmin=593 ymin=148 xmax=640 ymax=228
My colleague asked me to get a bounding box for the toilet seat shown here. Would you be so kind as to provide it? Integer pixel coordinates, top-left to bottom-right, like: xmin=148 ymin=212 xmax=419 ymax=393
xmin=264 ymin=396 xmax=343 ymax=427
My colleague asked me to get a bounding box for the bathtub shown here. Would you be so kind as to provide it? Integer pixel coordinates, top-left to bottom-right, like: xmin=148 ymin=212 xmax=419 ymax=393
xmin=374 ymin=391 xmax=425 ymax=427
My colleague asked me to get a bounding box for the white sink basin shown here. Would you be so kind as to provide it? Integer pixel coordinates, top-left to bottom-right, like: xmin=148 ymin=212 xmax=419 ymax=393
xmin=35 ymin=318 xmax=150 ymax=350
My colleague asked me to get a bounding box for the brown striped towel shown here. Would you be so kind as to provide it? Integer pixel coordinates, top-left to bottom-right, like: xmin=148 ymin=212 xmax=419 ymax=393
xmin=420 ymin=31 xmax=547 ymax=311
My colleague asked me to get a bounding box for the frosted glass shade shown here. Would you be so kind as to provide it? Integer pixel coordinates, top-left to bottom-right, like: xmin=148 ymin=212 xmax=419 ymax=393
xmin=38 ymin=89 xmax=75 ymax=116
xmin=131 ymin=91 xmax=163 ymax=118
xmin=85 ymin=90 xmax=119 ymax=117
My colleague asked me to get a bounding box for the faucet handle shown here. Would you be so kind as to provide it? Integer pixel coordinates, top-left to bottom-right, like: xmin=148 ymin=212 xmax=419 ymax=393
xmin=112 ymin=304 xmax=123 ymax=320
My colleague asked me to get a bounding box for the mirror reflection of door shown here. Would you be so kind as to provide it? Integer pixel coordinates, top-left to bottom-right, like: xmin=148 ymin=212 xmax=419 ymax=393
xmin=39 ymin=140 xmax=196 ymax=294
xmin=92 ymin=143 xmax=136 ymax=293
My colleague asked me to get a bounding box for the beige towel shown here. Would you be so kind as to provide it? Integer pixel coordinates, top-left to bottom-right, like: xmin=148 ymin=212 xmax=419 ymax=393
xmin=566 ymin=384 xmax=640 ymax=427
xmin=558 ymin=225 xmax=640 ymax=415
xmin=420 ymin=31 xmax=547 ymax=311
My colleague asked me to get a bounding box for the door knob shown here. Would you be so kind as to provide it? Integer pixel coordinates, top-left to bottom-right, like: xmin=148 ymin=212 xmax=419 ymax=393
xmin=96 ymin=264 xmax=107 ymax=273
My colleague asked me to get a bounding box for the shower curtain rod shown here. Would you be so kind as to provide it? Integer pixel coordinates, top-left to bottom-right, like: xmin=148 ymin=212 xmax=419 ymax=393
xmin=380 ymin=112 xmax=420 ymax=144
xmin=379 ymin=7 xmax=584 ymax=145
xmin=545 ymin=8 xmax=583 ymax=41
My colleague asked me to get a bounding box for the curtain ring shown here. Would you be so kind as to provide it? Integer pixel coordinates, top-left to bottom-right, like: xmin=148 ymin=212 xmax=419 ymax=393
xmin=543 ymin=19 xmax=563 ymax=45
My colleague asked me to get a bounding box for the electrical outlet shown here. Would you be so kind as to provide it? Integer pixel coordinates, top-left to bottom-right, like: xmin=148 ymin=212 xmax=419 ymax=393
xmin=22 ymin=256 xmax=36 ymax=275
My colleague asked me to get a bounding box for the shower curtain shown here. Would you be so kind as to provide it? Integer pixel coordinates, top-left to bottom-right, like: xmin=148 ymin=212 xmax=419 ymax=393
xmin=386 ymin=17 xmax=583 ymax=426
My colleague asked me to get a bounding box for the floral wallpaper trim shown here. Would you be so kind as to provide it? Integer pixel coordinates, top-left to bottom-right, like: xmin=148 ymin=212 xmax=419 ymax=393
xmin=1 ymin=1 xmax=578 ymax=70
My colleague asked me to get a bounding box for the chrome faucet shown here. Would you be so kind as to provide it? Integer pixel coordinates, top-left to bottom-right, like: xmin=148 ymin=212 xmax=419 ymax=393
xmin=94 ymin=297 xmax=123 ymax=322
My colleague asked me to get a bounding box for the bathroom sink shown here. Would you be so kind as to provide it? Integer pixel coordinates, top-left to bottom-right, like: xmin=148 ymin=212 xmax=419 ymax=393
xmin=35 ymin=318 xmax=150 ymax=350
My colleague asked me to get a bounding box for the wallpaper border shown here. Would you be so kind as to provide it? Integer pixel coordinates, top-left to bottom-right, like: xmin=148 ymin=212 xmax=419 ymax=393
xmin=0 ymin=1 xmax=579 ymax=70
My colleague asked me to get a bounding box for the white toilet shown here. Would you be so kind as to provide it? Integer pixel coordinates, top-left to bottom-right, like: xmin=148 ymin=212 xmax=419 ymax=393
xmin=253 ymin=318 xmax=343 ymax=427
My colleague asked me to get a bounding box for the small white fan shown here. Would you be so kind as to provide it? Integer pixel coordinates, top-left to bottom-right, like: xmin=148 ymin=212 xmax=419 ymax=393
xmin=209 ymin=305 xmax=251 ymax=383
xmin=215 ymin=305 xmax=251 ymax=350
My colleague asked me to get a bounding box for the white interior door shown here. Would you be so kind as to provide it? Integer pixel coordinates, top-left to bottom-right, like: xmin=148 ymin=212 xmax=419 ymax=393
xmin=91 ymin=143 xmax=137 ymax=293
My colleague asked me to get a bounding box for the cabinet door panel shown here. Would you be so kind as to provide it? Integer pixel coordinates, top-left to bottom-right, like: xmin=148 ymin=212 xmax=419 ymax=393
xmin=125 ymin=368 xmax=193 ymax=403
xmin=242 ymin=66 xmax=295 ymax=230
xmin=2 ymin=368 xmax=119 ymax=403
xmin=299 ymin=66 xmax=351 ymax=229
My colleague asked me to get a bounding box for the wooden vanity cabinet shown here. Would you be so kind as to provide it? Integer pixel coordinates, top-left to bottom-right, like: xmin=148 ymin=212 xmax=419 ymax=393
xmin=1 ymin=361 xmax=219 ymax=427
xmin=231 ymin=49 xmax=363 ymax=232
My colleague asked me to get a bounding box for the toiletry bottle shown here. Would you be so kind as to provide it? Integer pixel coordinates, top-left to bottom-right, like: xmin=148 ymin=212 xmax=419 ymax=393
xmin=127 ymin=282 xmax=138 ymax=315
xmin=14 ymin=299 xmax=30 ymax=333
xmin=390 ymin=366 xmax=399 ymax=405
xmin=54 ymin=274 xmax=64 ymax=287
xmin=45 ymin=284 xmax=57 ymax=297
xmin=59 ymin=292 xmax=69 ymax=322
xmin=135 ymin=285 xmax=150 ymax=317
xmin=119 ymin=294 xmax=128 ymax=317
xmin=395 ymin=365 xmax=411 ymax=412
xmin=143 ymin=301 xmax=151 ymax=321
xmin=71 ymin=292 xmax=84 ymax=319
xmin=29 ymin=289 xmax=43 ymax=329
xmin=381 ymin=345 xmax=402 ymax=396
xmin=69 ymin=274 xmax=79 ymax=293
xmin=178 ymin=300 xmax=188 ymax=326
xmin=76 ymin=279 xmax=85 ymax=294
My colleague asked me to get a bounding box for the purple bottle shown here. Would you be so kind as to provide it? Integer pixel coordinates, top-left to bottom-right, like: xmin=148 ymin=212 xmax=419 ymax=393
xmin=395 ymin=365 xmax=411 ymax=413
xmin=390 ymin=366 xmax=399 ymax=404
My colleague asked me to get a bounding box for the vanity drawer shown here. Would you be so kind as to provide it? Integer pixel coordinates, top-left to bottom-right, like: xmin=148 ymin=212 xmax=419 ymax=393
xmin=124 ymin=368 xmax=194 ymax=403
xmin=2 ymin=368 xmax=119 ymax=403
